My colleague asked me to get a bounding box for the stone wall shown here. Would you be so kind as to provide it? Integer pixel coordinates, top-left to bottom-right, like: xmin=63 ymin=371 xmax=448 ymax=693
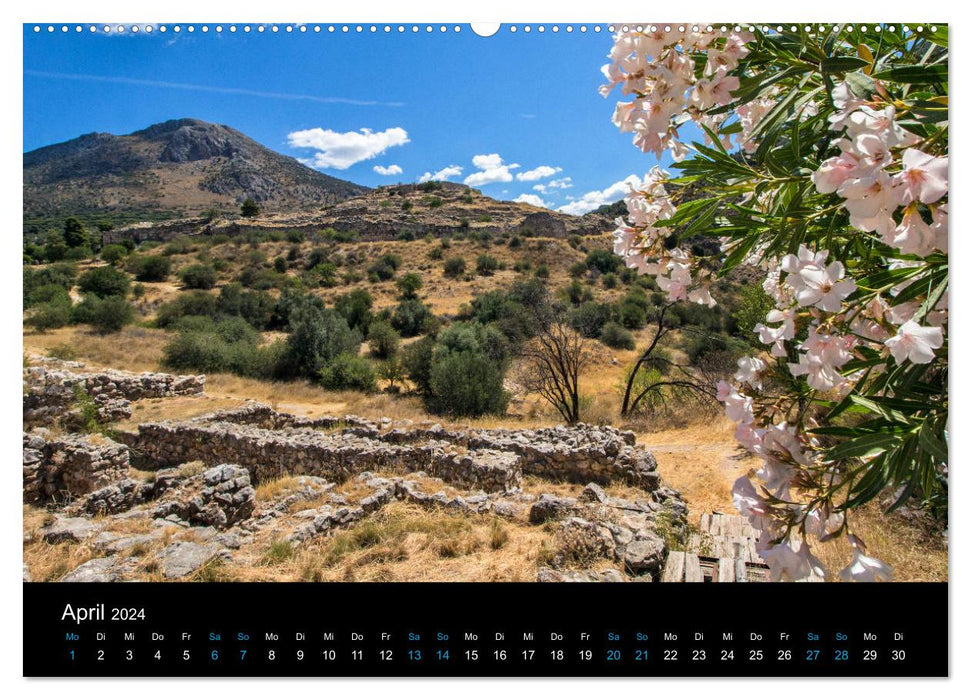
xmin=23 ymin=431 xmax=131 ymax=504
xmin=337 ymin=419 xmax=659 ymax=489
xmin=117 ymin=420 xmax=522 ymax=493
xmin=23 ymin=366 xmax=206 ymax=429
xmin=112 ymin=404 xmax=665 ymax=495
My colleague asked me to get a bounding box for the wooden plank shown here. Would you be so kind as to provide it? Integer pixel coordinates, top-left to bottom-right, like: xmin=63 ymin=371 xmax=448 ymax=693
xmin=662 ymin=550 xmax=685 ymax=582
xmin=700 ymin=513 xmax=711 ymax=533
xmin=735 ymin=557 xmax=748 ymax=582
xmin=718 ymin=557 xmax=735 ymax=582
xmin=684 ymin=553 xmax=703 ymax=582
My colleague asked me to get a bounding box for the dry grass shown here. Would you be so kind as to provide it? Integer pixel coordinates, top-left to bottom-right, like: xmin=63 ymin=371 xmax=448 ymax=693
xmin=814 ymin=504 xmax=947 ymax=582
xmin=24 ymin=325 xmax=167 ymax=372
xmin=215 ymin=501 xmax=553 ymax=582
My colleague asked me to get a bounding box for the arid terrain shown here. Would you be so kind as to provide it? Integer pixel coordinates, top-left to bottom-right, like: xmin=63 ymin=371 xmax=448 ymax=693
xmin=23 ymin=119 xmax=947 ymax=584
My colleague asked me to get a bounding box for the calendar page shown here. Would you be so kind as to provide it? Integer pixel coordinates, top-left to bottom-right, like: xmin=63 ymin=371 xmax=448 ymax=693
xmin=21 ymin=20 xmax=948 ymax=678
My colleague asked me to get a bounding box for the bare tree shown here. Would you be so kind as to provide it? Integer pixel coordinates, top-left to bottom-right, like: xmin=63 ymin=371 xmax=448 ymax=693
xmin=519 ymin=321 xmax=594 ymax=424
xmin=620 ymin=302 xmax=719 ymax=417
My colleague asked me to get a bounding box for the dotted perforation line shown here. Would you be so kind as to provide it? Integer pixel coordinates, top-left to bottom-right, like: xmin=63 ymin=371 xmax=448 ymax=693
xmin=31 ymin=23 xmax=941 ymax=35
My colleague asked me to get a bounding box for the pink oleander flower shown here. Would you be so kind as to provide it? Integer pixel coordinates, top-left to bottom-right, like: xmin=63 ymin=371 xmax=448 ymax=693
xmin=780 ymin=245 xmax=857 ymax=312
xmin=690 ymin=67 xmax=739 ymax=110
xmin=762 ymin=540 xmax=826 ymax=582
xmin=838 ymin=170 xmax=900 ymax=236
xmin=884 ymin=320 xmax=944 ymax=364
xmin=812 ymin=146 xmax=862 ymax=194
xmin=803 ymin=508 xmax=844 ymax=540
xmin=755 ymin=458 xmax=795 ymax=498
xmin=887 ymin=207 xmax=939 ymax=257
xmin=734 ymin=356 xmax=766 ymax=388
xmin=789 ymin=328 xmax=856 ymax=391
xmin=731 ymin=475 xmax=771 ymax=532
xmin=844 ymin=106 xmax=919 ymax=148
xmin=717 ymin=380 xmax=754 ymax=424
xmin=931 ymin=205 xmax=948 ymax=253
xmin=755 ymin=307 xmax=796 ymax=357
xmin=839 ymin=548 xmax=893 ymax=582
xmin=895 ymin=149 xmax=948 ymax=205
xmin=828 ymin=81 xmax=867 ymax=130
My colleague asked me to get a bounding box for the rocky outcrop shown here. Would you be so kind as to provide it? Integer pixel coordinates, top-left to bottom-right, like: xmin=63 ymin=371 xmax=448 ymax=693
xmin=150 ymin=465 xmax=256 ymax=529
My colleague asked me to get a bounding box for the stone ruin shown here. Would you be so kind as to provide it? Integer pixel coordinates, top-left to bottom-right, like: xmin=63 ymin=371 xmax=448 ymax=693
xmin=23 ymin=363 xmax=688 ymax=583
xmin=23 ymin=364 xmax=205 ymax=429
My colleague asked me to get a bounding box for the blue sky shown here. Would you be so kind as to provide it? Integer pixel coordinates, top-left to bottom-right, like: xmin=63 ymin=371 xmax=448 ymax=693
xmin=23 ymin=24 xmax=672 ymax=214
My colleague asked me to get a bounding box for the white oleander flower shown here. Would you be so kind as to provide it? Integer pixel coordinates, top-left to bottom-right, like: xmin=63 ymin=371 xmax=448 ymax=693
xmin=884 ymin=320 xmax=944 ymax=364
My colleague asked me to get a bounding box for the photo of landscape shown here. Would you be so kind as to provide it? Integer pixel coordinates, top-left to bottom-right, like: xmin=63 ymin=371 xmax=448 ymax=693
xmin=22 ymin=23 xmax=948 ymax=585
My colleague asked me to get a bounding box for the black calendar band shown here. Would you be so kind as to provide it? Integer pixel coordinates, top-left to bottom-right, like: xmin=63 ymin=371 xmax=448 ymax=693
xmin=24 ymin=582 xmax=948 ymax=677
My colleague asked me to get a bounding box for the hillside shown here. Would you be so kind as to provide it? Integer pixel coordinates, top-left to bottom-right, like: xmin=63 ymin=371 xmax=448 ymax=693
xmin=23 ymin=118 xmax=369 ymax=231
xmin=98 ymin=180 xmax=615 ymax=245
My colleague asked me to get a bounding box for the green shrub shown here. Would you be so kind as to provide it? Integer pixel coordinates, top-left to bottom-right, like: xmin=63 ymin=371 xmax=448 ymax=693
xmin=277 ymin=302 xmax=362 ymax=379
xmin=427 ymin=351 xmax=509 ymax=418
xmin=600 ymin=321 xmax=636 ymax=350
xmin=367 ymin=320 xmax=400 ymax=359
xmin=568 ymin=261 xmax=588 ymax=278
xmin=731 ymin=284 xmax=774 ymax=343
xmin=334 ymin=289 xmax=374 ymax=334
xmin=129 ymin=255 xmax=171 ymax=282
xmin=240 ymin=198 xmax=260 ymax=217
xmin=585 ymin=248 xmax=623 ymax=274
xmin=26 ymin=284 xmax=71 ymax=309
xmin=319 ymin=353 xmax=377 ymax=392
xmin=618 ymin=301 xmax=647 ymax=329
xmin=402 ymin=336 xmax=437 ymax=394
xmin=476 ymin=255 xmax=499 ymax=276
xmin=77 ymin=266 xmax=130 ymax=298
xmin=155 ymin=291 xmax=219 ymax=327
xmin=100 ymin=244 xmax=128 ymax=265
xmin=561 ymin=279 xmax=592 ymax=306
xmin=24 ymin=263 xmax=76 ymax=302
xmin=179 ymin=264 xmax=217 ymax=290
xmin=443 ymin=256 xmax=466 ymax=278
xmin=570 ymin=302 xmax=612 ymax=338
xmin=27 ymin=299 xmax=72 ymax=331
xmin=73 ymin=295 xmax=134 ymax=334
xmin=396 ymin=272 xmax=423 ymax=299
xmin=390 ymin=299 xmax=438 ymax=337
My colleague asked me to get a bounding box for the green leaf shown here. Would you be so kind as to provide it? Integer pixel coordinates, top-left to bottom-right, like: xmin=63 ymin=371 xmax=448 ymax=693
xmin=655 ymin=196 xmax=722 ymax=227
xmin=820 ymin=57 xmax=870 ymax=74
xmin=828 ymin=432 xmax=900 ymax=461
xmin=844 ymin=72 xmax=877 ymax=99
xmin=918 ymin=419 xmax=948 ymax=465
xmin=873 ymin=64 xmax=948 ymax=85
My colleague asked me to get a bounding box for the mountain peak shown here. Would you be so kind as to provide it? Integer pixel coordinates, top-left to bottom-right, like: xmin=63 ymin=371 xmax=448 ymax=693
xmin=23 ymin=119 xmax=369 ymax=228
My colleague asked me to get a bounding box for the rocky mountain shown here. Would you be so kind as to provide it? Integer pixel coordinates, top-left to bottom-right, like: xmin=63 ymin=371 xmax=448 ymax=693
xmin=23 ymin=118 xmax=369 ymax=229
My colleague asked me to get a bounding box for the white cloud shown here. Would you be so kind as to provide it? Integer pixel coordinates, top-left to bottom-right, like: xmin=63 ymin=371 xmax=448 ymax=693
xmin=516 ymin=165 xmax=562 ymax=182
xmin=513 ymin=193 xmax=549 ymax=208
xmin=463 ymin=153 xmax=519 ymax=187
xmin=287 ymin=126 xmax=409 ymax=170
xmin=533 ymin=176 xmax=573 ymax=195
xmin=556 ymin=175 xmax=641 ymax=216
xmin=418 ymin=165 xmax=463 ymax=183
xmin=373 ymin=164 xmax=403 ymax=176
